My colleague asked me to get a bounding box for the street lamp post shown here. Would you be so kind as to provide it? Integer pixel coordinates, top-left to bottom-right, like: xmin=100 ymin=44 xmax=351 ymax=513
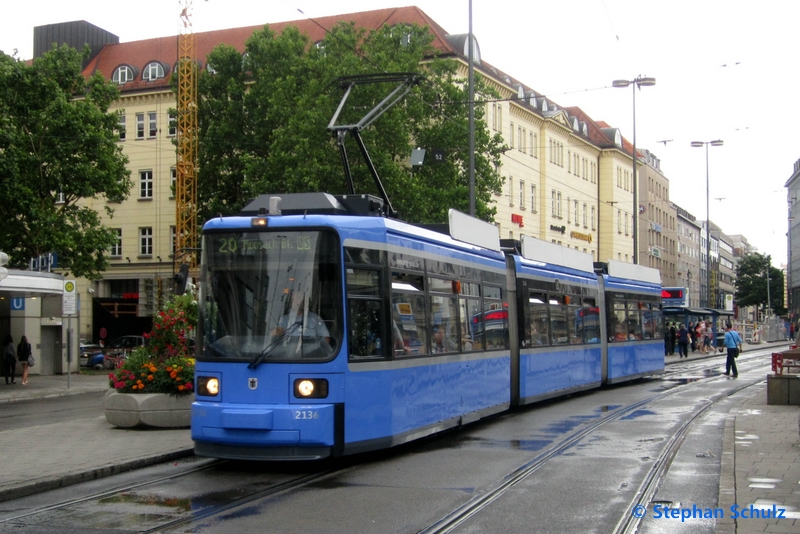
xmin=613 ymin=75 xmax=655 ymax=265
xmin=690 ymin=139 xmax=724 ymax=308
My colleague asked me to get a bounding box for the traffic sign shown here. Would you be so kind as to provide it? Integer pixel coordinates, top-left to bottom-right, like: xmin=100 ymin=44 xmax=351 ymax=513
xmin=63 ymin=280 xmax=77 ymax=315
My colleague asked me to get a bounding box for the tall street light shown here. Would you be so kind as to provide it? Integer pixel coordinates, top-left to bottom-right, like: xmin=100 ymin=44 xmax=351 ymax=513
xmin=613 ymin=76 xmax=655 ymax=264
xmin=691 ymin=139 xmax=724 ymax=308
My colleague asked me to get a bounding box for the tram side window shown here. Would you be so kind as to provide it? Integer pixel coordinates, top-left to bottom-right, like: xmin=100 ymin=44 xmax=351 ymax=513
xmin=549 ymin=296 xmax=569 ymax=345
xmin=429 ymin=277 xmax=459 ymax=354
xmin=392 ymin=272 xmax=427 ymax=356
xmin=648 ymin=304 xmax=663 ymax=339
xmin=348 ymin=300 xmax=384 ymax=358
xmin=626 ymin=301 xmax=643 ymax=340
xmin=483 ymin=285 xmax=508 ymax=349
xmin=527 ymin=292 xmax=549 ymax=346
xmin=567 ymin=297 xmax=581 ymax=344
xmin=459 ymin=295 xmax=481 ymax=351
xmin=347 ymin=269 xmax=385 ymax=359
xmin=610 ymin=298 xmax=628 ymax=342
xmin=579 ymin=300 xmax=600 ymax=343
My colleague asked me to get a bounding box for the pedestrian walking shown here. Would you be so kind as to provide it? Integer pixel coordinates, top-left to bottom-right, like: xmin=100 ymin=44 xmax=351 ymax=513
xmin=3 ymin=335 xmax=17 ymax=385
xmin=17 ymin=335 xmax=32 ymax=385
xmin=722 ymin=323 xmax=742 ymax=377
xmin=790 ymin=322 xmax=795 ymax=341
xmin=688 ymin=321 xmax=697 ymax=352
xmin=677 ymin=323 xmax=690 ymax=358
xmin=704 ymin=321 xmax=714 ymax=353
xmin=669 ymin=322 xmax=677 ymax=355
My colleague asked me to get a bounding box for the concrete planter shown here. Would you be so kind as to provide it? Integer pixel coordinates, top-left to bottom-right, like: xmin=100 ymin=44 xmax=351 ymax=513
xmin=104 ymin=391 xmax=192 ymax=428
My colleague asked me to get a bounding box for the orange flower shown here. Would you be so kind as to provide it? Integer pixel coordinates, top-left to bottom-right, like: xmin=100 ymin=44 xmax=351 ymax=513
xmin=147 ymin=375 xmax=154 ymax=381
xmin=170 ymin=371 xmax=178 ymax=379
xmin=178 ymin=385 xmax=185 ymax=391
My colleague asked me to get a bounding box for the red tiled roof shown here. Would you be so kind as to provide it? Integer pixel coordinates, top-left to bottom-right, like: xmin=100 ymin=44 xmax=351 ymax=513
xmin=83 ymin=6 xmax=458 ymax=92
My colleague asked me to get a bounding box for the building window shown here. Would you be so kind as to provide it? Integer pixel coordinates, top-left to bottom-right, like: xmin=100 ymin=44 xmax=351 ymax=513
xmin=136 ymin=113 xmax=145 ymax=140
xmin=117 ymin=112 xmax=126 ymax=141
xmin=573 ymin=200 xmax=579 ymax=225
xmin=168 ymin=111 xmax=177 ymax=137
xmin=618 ymin=210 xmax=622 ymax=233
xmin=170 ymin=226 xmax=176 ymax=255
xmin=508 ymin=176 xmax=514 ymax=206
xmin=582 ymin=203 xmax=588 ymax=228
xmin=529 ymin=132 xmax=534 ymax=157
xmin=170 ymin=167 xmax=177 ymax=199
xmin=111 ymin=229 xmax=122 ymax=257
xmin=139 ymin=227 xmax=153 ymax=256
xmin=519 ymin=180 xmax=525 ymax=210
xmin=518 ymin=126 xmax=524 ymax=153
xmin=551 ymin=190 xmax=557 ymax=216
xmin=567 ymin=197 xmax=571 ymax=223
xmin=532 ymin=133 xmax=538 ymax=158
xmin=139 ymin=170 xmax=153 ymax=199
xmin=112 ymin=65 xmax=133 ymax=85
xmin=557 ymin=191 xmax=562 ymax=218
xmin=591 ymin=206 xmax=596 ymax=230
xmin=509 ymin=122 xmax=514 ymax=148
xmin=143 ymin=61 xmax=165 ymax=81
xmin=530 ymin=184 xmax=537 ymax=213
xmin=148 ymin=112 xmax=157 ymax=138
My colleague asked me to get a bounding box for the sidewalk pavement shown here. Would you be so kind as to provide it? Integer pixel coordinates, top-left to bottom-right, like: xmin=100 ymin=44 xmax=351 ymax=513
xmin=0 ymin=373 xmax=193 ymax=502
xmin=0 ymin=346 xmax=798 ymax=534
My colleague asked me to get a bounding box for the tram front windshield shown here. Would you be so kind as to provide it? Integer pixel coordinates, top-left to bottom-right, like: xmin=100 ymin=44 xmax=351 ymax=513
xmin=200 ymin=230 xmax=342 ymax=362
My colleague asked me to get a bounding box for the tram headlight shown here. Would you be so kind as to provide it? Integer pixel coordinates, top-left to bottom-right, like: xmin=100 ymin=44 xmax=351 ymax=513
xmin=197 ymin=376 xmax=220 ymax=397
xmin=294 ymin=378 xmax=328 ymax=399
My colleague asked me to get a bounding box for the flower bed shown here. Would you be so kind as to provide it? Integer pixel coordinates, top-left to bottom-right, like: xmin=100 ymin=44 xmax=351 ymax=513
xmin=108 ymin=294 xmax=197 ymax=397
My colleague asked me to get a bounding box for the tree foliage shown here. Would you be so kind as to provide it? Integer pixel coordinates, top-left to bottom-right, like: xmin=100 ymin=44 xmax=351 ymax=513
xmin=0 ymin=45 xmax=131 ymax=278
xmin=735 ymin=253 xmax=785 ymax=315
xmin=196 ymin=22 xmax=506 ymax=224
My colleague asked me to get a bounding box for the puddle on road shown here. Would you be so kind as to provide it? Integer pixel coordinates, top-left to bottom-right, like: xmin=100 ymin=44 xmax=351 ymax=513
xmin=620 ymin=409 xmax=657 ymax=420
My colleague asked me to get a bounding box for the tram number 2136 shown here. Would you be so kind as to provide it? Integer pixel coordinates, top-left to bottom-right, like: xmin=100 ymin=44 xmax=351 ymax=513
xmin=294 ymin=410 xmax=320 ymax=420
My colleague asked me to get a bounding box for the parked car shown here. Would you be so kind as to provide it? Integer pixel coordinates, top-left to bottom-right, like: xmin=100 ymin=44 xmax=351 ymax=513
xmin=79 ymin=343 xmax=104 ymax=369
xmin=103 ymin=335 xmax=146 ymax=369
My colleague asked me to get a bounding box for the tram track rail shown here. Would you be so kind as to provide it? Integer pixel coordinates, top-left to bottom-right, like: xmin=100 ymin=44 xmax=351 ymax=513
xmin=418 ymin=354 xmax=773 ymax=534
xmin=0 ymin=456 xmax=348 ymax=533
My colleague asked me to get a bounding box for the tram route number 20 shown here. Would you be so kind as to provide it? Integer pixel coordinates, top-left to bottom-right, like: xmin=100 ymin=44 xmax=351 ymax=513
xmin=294 ymin=410 xmax=320 ymax=420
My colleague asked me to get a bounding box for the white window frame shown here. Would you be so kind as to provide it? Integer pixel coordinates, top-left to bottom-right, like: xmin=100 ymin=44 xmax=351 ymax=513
xmin=530 ymin=184 xmax=537 ymax=213
xmin=148 ymin=112 xmax=157 ymax=138
xmin=111 ymin=229 xmax=122 ymax=257
xmin=135 ymin=113 xmax=145 ymax=140
xmin=139 ymin=227 xmax=153 ymax=256
xmin=139 ymin=170 xmax=153 ymax=199
xmin=117 ymin=112 xmax=126 ymax=141
xmin=519 ymin=180 xmax=525 ymax=210
xmin=143 ymin=61 xmax=165 ymax=81
xmin=112 ymin=65 xmax=133 ymax=85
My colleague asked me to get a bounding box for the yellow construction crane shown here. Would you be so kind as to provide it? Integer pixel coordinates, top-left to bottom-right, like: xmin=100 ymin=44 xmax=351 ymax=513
xmin=175 ymin=0 xmax=198 ymax=274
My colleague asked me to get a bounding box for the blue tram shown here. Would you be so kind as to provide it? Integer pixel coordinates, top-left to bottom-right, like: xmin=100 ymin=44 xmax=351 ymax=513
xmin=191 ymin=193 xmax=663 ymax=460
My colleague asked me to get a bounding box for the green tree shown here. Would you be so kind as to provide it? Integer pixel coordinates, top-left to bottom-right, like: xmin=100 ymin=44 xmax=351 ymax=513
xmin=735 ymin=253 xmax=785 ymax=316
xmin=0 ymin=45 xmax=130 ymax=278
xmin=196 ymin=22 xmax=505 ymax=224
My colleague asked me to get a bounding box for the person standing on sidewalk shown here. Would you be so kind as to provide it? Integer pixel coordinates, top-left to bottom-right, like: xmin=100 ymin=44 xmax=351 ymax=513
xmin=3 ymin=335 xmax=16 ymax=385
xmin=723 ymin=323 xmax=742 ymax=377
xmin=16 ymin=335 xmax=31 ymax=385
xmin=677 ymin=323 xmax=690 ymax=357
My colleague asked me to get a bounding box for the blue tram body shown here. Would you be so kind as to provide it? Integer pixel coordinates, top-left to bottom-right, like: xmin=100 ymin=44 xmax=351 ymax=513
xmin=191 ymin=193 xmax=663 ymax=460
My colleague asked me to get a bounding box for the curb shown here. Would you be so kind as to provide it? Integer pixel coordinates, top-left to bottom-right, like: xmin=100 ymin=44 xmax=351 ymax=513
xmin=0 ymin=448 xmax=194 ymax=503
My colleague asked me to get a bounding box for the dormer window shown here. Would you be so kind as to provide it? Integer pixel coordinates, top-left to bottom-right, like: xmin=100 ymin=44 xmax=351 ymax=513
xmin=143 ymin=61 xmax=166 ymax=82
xmin=112 ymin=65 xmax=134 ymax=85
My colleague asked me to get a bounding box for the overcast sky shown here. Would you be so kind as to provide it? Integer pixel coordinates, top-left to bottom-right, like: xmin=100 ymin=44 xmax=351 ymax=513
xmin=3 ymin=0 xmax=797 ymax=266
